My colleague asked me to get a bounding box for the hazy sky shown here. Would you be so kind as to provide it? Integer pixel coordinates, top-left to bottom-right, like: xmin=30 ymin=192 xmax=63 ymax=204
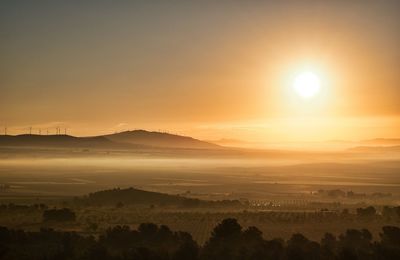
xmin=1 ymin=0 xmax=400 ymax=142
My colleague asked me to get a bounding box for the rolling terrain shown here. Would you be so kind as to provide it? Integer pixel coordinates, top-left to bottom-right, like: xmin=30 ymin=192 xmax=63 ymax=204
xmin=104 ymin=130 xmax=220 ymax=149
xmin=0 ymin=130 xmax=220 ymax=150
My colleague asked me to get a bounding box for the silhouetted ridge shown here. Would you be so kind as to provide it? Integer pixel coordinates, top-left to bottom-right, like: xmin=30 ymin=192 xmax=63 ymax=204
xmin=81 ymin=187 xmax=241 ymax=208
xmin=104 ymin=130 xmax=220 ymax=149
xmin=348 ymin=145 xmax=400 ymax=153
xmin=360 ymin=138 xmax=400 ymax=146
xmin=0 ymin=134 xmax=131 ymax=149
xmin=0 ymin=130 xmax=220 ymax=150
xmin=86 ymin=187 xmax=186 ymax=205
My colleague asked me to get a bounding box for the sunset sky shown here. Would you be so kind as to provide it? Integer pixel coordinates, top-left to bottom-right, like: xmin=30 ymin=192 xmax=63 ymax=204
xmin=1 ymin=0 xmax=400 ymax=142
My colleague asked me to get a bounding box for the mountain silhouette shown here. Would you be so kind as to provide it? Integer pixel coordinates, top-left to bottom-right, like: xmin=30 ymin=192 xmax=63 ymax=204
xmin=0 ymin=134 xmax=132 ymax=149
xmin=360 ymin=138 xmax=400 ymax=146
xmin=0 ymin=130 xmax=220 ymax=150
xmin=348 ymin=145 xmax=400 ymax=153
xmin=79 ymin=187 xmax=241 ymax=208
xmin=103 ymin=130 xmax=220 ymax=149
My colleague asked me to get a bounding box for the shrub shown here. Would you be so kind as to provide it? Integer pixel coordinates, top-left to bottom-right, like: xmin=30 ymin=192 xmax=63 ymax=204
xmin=43 ymin=208 xmax=76 ymax=222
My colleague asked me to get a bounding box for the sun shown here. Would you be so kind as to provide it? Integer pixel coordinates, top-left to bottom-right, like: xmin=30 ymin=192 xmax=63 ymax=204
xmin=292 ymin=71 xmax=321 ymax=98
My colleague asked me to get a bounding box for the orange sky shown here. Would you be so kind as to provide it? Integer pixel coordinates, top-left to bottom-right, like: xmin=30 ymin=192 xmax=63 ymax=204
xmin=1 ymin=1 xmax=400 ymax=142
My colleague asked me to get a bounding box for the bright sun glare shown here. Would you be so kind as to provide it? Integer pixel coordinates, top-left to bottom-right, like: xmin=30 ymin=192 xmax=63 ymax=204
xmin=293 ymin=71 xmax=321 ymax=98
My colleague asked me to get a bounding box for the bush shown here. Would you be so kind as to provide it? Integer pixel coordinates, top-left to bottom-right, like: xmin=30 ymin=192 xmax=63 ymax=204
xmin=43 ymin=208 xmax=76 ymax=222
xmin=356 ymin=206 xmax=376 ymax=217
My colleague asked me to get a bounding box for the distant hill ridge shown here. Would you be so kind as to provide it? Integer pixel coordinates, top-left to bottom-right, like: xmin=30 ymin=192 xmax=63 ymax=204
xmin=0 ymin=130 xmax=220 ymax=149
xmin=79 ymin=187 xmax=241 ymax=208
xmin=103 ymin=130 xmax=219 ymax=149
xmin=348 ymin=145 xmax=400 ymax=153
xmin=360 ymin=138 xmax=400 ymax=145
xmin=0 ymin=134 xmax=121 ymax=148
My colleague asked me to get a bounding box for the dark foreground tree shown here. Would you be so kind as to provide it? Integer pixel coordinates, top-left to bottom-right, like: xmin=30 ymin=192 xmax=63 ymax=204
xmin=201 ymin=218 xmax=284 ymax=260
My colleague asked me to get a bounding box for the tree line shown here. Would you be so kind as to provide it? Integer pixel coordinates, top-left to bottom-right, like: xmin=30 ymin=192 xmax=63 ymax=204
xmin=0 ymin=218 xmax=399 ymax=260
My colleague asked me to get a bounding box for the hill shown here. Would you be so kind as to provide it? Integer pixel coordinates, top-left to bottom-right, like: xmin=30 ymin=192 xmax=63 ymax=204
xmin=78 ymin=187 xmax=242 ymax=208
xmin=0 ymin=130 xmax=220 ymax=150
xmin=103 ymin=130 xmax=220 ymax=149
xmin=348 ymin=145 xmax=400 ymax=153
xmin=360 ymin=138 xmax=400 ymax=146
xmin=206 ymin=138 xmax=254 ymax=148
xmin=0 ymin=134 xmax=136 ymax=149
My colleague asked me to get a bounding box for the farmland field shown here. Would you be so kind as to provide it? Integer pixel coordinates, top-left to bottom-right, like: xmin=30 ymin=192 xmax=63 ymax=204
xmin=0 ymin=147 xmax=399 ymax=245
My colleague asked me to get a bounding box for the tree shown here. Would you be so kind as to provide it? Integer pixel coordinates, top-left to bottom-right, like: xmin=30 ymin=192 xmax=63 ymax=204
xmin=42 ymin=208 xmax=76 ymax=222
xmin=201 ymin=218 xmax=243 ymax=260
xmin=210 ymin=218 xmax=242 ymax=239
xmin=287 ymin=233 xmax=320 ymax=260
xmin=173 ymin=232 xmax=199 ymax=260
xmin=380 ymin=226 xmax=400 ymax=247
xmin=356 ymin=206 xmax=376 ymax=218
xmin=338 ymin=229 xmax=373 ymax=259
